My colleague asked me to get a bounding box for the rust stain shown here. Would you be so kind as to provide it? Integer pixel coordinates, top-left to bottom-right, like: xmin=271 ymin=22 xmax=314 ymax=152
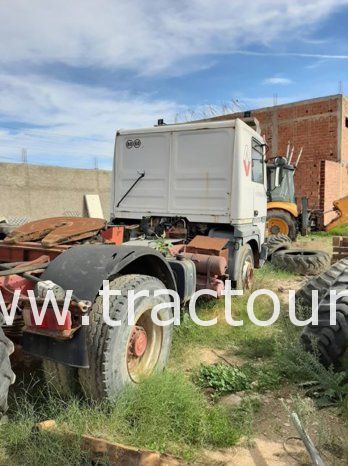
xmin=5 ymin=217 xmax=106 ymax=247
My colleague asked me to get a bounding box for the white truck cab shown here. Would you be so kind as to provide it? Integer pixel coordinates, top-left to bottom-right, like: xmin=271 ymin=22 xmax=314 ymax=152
xmin=111 ymin=118 xmax=267 ymax=289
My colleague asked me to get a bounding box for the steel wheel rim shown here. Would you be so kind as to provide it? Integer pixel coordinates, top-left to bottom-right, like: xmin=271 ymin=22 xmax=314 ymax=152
xmin=126 ymin=308 xmax=163 ymax=383
xmin=242 ymin=257 xmax=254 ymax=290
xmin=268 ymin=218 xmax=289 ymax=236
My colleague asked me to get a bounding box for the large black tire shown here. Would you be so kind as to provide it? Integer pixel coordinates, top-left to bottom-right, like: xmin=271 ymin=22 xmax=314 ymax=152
xmin=266 ymin=234 xmax=291 ymax=259
xmin=267 ymin=208 xmax=297 ymax=241
xmin=296 ymin=258 xmax=348 ymax=307
xmin=300 ymin=299 xmax=348 ymax=366
xmin=42 ymin=360 xmax=79 ymax=397
xmin=78 ymin=274 xmax=173 ymax=400
xmin=0 ymin=327 xmax=16 ymax=414
xmin=295 ymin=258 xmax=348 ymax=366
xmin=234 ymin=244 xmax=254 ymax=290
xmin=271 ymin=249 xmax=331 ymax=275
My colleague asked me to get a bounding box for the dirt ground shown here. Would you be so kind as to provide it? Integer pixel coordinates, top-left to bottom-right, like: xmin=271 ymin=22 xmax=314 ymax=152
xmin=195 ymin=235 xmax=347 ymax=465
xmin=6 ymin=234 xmax=347 ymax=466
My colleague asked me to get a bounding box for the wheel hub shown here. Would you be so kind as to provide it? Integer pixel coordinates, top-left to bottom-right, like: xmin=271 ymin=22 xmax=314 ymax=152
xmin=268 ymin=218 xmax=289 ymax=236
xmin=129 ymin=326 xmax=148 ymax=358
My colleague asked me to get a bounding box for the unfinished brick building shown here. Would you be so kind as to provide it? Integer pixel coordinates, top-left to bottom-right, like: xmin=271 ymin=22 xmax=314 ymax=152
xmin=207 ymin=94 xmax=348 ymax=224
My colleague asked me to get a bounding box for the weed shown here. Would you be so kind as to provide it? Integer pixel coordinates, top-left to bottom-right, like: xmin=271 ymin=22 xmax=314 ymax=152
xmin=196 ymin=362 xmax=282 ymax=396
xmin=0 ymin=371 xmax=242 ymax=464
xmin=275 ymin=315 xmax=348 ymax=411
xmin=197 ymin=363 xmax=251 ymax=394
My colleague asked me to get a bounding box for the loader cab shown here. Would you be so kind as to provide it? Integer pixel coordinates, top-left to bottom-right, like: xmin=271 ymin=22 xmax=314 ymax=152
xmin=267 ymin=157 xmax=296 ymax=204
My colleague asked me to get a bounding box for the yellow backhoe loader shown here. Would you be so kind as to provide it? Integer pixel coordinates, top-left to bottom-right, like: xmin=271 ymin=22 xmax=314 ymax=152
xmin=266 ymin=146 xmax=348 ymax=239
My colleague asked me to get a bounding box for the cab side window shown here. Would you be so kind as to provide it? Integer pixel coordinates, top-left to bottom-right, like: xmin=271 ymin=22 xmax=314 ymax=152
xmin=251 ymin=139 xmax=264 ymax=184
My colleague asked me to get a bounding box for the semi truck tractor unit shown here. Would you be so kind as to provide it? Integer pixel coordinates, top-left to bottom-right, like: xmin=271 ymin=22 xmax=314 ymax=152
xmin=0 ymin=118 xmax=268 ymax=409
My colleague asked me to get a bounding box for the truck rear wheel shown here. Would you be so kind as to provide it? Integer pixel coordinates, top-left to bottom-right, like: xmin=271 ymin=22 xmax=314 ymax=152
xmin=78 ymin=274 xmax=173 ymax=400
xmin=0 ymin=327 xmax=16 ymax=414
xmin=267 ymin=208 xmax=297 ymax=241
xmin=42 ymin=360 xmax=79 ymax=397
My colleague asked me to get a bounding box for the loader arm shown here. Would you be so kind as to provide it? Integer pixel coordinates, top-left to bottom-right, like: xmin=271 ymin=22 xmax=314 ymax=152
xmin=324 ymin=195 xmax=348 ymax=231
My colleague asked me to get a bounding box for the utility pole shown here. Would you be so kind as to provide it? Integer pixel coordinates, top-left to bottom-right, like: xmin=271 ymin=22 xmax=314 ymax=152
xmin=21 ymin=148 xmax=27 ymax=163
xmin=94 ymin=157 xmax=99 ymax=170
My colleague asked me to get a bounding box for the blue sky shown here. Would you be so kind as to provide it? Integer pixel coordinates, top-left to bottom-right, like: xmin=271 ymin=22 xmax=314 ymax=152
xmin=1 ymin=0 xmax=348 ymax=169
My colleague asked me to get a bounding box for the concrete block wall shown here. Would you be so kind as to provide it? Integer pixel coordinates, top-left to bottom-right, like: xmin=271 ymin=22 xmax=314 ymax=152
xmin=0 ymin=163 xmax=112 ymax=220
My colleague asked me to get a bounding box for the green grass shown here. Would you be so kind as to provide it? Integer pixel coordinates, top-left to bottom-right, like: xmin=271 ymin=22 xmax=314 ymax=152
xmin=307 ymin=222 xmax=348 ymax=236
xmin=3 ymin=259 xmax=348 ymax=464
xmin=170 ymin=266 xmax=287 ymax=366
xmin=0 ymin=371 xmax=243 ymax=464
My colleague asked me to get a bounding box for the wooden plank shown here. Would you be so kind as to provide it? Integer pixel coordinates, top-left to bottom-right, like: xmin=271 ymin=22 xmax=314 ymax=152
xmin=333 ymin=246 xmax=348 ymax=252
xmin=333 ymin=236 xmax=341 ymax=246
xmin=36 ymin=420 xmax=183 ymax=466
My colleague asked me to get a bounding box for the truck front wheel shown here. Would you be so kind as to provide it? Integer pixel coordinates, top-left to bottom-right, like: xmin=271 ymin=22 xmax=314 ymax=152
xmin=78 ymin=274 xmax=173 ymax=400
xmin=235 ymin=244 xmax=254 ymax=290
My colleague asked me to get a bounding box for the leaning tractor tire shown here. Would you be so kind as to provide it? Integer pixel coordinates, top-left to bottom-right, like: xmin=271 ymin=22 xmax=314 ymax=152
xmin=78 ymin=274 xmax=173 ymax=401
xmin=294 ymin=257 xmax=348 ymax=366
xmin=301 ymin=299 xmax=348 ymax=367
xmin=271 ymin=249 xmax=331 ymax=275
xmin=0 ymin=327 xmax=16 ymax=414
xmin=267 ymin=208 xmax=297 ymax=241
xmin=266 ymin=234 xmax=291 ymax=259
xmin=296 ymin=258 xmax=348 ymax=307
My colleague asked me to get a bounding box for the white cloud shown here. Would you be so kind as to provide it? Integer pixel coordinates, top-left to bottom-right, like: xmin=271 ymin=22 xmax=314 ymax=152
xmin=0 ymin=0 xmax=347 ymax=167
xmin=0 ymin=73 xmax=185 ymax=168
xmin=0 ymin=0 xmax=347 ymax=75
xmin=263 ymin=77 xmax=293 ymax=85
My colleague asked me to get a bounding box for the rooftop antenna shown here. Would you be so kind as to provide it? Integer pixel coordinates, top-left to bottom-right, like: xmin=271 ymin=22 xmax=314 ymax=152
xmin=294 ymin=147 xmax=303 ymax=169
xmin=338 ymin=80 xmax=344 ymax=94
xmin=288 ymin=145 xmax=295 ymax=165
xmin=273 ymin=93 xmax=278 ymax=106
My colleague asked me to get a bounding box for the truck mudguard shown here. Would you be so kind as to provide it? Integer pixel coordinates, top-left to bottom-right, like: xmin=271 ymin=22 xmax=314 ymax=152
xmin=23 ymin=244 xmax=176 ymax=368
xmin=41 ymin=243 xmax=176 ymax=301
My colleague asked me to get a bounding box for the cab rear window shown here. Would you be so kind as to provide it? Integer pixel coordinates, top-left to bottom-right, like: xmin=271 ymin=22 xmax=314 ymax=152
xmin=251 ymin=139 xmax=264 ymax=184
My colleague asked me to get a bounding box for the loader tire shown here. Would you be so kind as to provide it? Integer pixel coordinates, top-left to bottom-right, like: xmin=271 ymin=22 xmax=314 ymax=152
xmin=42 ymin=360 xmax=79 ymax=398
xmin=0 ymin=327 xmax=16 ymax=414
xmin=271 ymin=249 xmax=330 ymax=275
xmin=266 ymin=234 xmax=291 ymax=259
xmin=296 ymin=258 xmax=348 ymax=307
xmin=78 ymin=275 xmax=173 ymax=401
xmin=267 ymin=209 xmax=297 ymax=241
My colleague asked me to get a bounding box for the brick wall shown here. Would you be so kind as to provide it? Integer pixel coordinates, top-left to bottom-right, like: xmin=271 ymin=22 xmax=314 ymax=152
xmin=320 ymin=160 xmax=348 ymax=225
xmin=342 ymin=97 xmax=348 ymax=161
xmin=205 ymin=95 xmax=344 ymax=211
